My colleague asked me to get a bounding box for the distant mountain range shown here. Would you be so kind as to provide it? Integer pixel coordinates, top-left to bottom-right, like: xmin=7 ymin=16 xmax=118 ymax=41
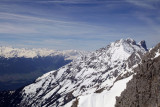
xmin=1 ymin=38 xmax=155 ymax=107
xmin=0 ymin=46 xmax=88 ymax=91
xmin=0 ymin=46 xmax=88 ymax=60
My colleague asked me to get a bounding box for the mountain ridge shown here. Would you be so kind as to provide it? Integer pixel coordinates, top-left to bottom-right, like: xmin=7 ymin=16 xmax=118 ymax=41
xmin=0 ymin=38 xmax=148 ymax=107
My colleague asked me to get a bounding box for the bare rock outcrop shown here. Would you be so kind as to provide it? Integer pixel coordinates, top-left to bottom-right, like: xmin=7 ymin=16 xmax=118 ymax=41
xmin=115 ymin=43 xmax=160 ymax=107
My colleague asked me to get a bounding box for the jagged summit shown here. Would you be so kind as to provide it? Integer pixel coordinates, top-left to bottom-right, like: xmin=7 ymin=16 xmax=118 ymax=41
xmin=139 ymin=40 xmax=148 ymax=51
xmin=100 ymin=38 xmax=147 ymax=62
xmin=0 ymin=38 xmax=148 ymax=107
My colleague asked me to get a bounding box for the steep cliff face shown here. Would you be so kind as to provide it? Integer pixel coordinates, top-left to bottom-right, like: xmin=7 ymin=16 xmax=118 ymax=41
xmin=115 ymin=43 xmax=160 ymax=107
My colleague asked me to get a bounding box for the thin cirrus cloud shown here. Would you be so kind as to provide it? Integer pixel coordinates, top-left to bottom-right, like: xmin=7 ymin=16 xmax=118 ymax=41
xmin=0 ymin=0 xmax=160 ymax=50
xmin=36 ymin=0 xmax=103 ymax=4
xmin=0 ymin=23 xmax=38 ymax=34
xmin=0 ymin=11 xmax=117 ymax=50
xmin=125 ymin=0 xmax=160 ymax=9
xmin=0 ymin=12 xmax=111 ymax=36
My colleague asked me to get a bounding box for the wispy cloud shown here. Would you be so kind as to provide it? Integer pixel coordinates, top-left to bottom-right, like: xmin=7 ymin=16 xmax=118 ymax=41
xmin=37 ymin=0 xmax=100 ymax=4
xmin=0 ymin=12 xmax=73 ymax=24
xmin=125 ymin=0 xmax=159 ymax=9
xmin=0 ymin=0 xmax=160 ymax=50
xmin=0 ymin=23 xmax=38 ymax=34
xmin=0 ymin=12 xmax=105 ymax=35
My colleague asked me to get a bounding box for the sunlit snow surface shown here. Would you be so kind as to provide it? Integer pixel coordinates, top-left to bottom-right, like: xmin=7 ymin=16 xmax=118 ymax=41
xmin=154 ymin=49 xmax=160 ymax=58
xmin=77 ymin=75 xmax=132 ymax=107
xmin=151 ymin=49 xmax=160 ymax=60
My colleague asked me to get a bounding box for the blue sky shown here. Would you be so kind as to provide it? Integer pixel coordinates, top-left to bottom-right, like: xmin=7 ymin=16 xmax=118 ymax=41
xmin=0 ymin=0 xmax=160 ymax=50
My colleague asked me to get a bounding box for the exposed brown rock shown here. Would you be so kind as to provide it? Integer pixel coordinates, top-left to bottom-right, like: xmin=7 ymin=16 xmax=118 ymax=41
xmin=71 ymin=98 xmax=79 ymax=107
xmin=115 ymin=43 xmax=160 ymax=107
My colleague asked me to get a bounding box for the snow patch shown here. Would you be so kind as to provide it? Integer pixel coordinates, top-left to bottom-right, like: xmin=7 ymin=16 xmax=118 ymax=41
xmin=154 ymin=49 xmax=160 ymax=58
xmin=77 ymin=75 xmax=133 ymax=107
xmin=36 ymin=70 xmax=56 ymax=82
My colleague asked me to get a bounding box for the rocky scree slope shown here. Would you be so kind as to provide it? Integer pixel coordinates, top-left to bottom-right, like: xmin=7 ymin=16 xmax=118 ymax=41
xmin=0 ymin=39 xmax=147 ymax=107
xmin=115 ymin=43 xmax=160 ymax=107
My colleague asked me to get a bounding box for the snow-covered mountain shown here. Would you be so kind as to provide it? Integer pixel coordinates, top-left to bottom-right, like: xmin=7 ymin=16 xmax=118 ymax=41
xmin=0 ymin=46 xmax=87 ymax=60
xmin=0 ymin=38 xmax=147 ymax=107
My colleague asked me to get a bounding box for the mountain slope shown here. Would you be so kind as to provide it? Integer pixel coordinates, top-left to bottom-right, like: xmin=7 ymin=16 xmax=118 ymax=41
xmin=115 ymin=43 xmax=160 ymax=107
xmin=0 ymin=38 xmax=147 ymax=107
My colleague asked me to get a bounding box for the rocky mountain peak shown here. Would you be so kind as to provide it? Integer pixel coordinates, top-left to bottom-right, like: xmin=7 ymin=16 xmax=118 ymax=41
xmin=126 ymin=38 xmax=136 ymax=44
xmin=139 ymin=40 xmax=148 ymax=51
xmin=100 ymin=38 xmax=147 ymax=62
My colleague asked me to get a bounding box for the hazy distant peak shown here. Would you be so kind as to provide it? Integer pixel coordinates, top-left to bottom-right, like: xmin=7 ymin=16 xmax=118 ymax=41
xmin=0 ymin=46 xmax=89 ymax=60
